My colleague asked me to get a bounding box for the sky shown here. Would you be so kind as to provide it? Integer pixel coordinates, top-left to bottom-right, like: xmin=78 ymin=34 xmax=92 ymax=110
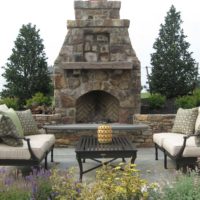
xmin=0 ymin=0 xmax=200 ymax=92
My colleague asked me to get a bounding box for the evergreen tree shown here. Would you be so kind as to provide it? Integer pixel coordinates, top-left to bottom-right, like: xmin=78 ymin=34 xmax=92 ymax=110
xmin=149 ymin=5 xmax=198 ymax=98
xmin=1 ymin=23 xmax=52 ymax=105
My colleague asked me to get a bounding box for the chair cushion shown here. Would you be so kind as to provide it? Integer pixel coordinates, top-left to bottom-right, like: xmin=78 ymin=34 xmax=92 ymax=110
xmin=162 ymin=136 xmax=200 ymax=157
xmin=0 ymin=134 xmax=55 ymax=160
xmin=16 ymin=109 xmax=40 ymax=136
xmin=171 ymin=107 xmax=198 ymax=135
xmin=0 ymin=108 xmax=24 ymax=136
xmin=0 ymin=115 xmax=23 ymax=147
xmin=153 ymin=132 xmax=184 ymax=147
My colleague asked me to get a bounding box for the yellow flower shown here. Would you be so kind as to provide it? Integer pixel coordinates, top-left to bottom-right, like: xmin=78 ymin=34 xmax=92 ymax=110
xmin=115 ymin=166 xmax=121 ymax=170
xmin=119 ymin=162 xmax=125 ymax=166
xmin=130 ymin=168 xmax=140 ymax=172
xmin=115 ymin=186 xmax=126 ymax=193
xmin=130 ymin=163 xmax=137 ymax=167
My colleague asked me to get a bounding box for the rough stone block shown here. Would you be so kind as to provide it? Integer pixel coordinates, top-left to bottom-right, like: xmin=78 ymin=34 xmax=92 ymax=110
xmin=134 ymin=114 xmax=148 ymax=121
xmin=84 ymin=52 xmax=98 ymax=62
xmin=99 ymin=53 xmax=109 ymax=61
xmin=60 ymin=94 xmax=75 ymax=108
xmin=68 ymin=77 xmax=80 ymax=89
xmin=100 ymin=44 xmax=109 ymax=53
xmin=54 ymin=74 xmax=67 ymax=89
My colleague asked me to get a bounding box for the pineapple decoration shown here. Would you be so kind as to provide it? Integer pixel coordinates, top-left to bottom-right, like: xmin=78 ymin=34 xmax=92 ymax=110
xmin=97 ymin=124 xmax=112 ymax=144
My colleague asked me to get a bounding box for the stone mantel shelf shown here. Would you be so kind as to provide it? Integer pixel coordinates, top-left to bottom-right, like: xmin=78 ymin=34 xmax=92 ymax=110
xmin=61 ymin=61 xmax=133 ymax=70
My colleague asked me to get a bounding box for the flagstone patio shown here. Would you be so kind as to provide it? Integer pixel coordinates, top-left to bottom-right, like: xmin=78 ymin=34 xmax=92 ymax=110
xmin=3 ymin=147 xmax=177 ymax=185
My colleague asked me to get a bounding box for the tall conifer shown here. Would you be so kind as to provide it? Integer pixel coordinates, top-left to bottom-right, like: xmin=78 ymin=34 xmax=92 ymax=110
xmin=1 ymin=23 xmax=52 ymax=104
xmin=149 ymin=5 xmax=197 ymax=98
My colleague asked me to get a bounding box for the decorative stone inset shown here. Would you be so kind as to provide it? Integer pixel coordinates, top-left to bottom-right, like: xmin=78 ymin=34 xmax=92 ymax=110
xmin=85 ymin=52 xmax=98 ymax=62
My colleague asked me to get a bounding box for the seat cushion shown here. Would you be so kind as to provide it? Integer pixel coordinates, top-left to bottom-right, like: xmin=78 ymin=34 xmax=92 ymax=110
xmin=162 ymin=136 xmax=200 ymax=157
xmin=17 ymin=109 xmax=40 ymax=136
xmin=172 ymin=107 xmax=198 ymax=135
xmin=153 ymin=132 xmax=183 ymax=147
xmin=0 ymin=134 xmax=55 ymax=160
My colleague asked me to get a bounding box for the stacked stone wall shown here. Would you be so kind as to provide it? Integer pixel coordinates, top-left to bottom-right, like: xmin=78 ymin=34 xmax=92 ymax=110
xmin=33 ymin=114 xmax=175 ymax=147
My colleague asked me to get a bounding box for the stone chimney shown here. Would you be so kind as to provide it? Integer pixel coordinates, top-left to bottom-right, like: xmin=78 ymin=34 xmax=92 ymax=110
xmin=54 ymin=0 xmax=141 ymax=124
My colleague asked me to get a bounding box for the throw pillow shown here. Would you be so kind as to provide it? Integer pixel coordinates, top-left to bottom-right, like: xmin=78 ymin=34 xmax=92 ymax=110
xmin=195 ymin=107 xmax=200 ymax=131
xmin=194 ymin=123 xmax=200 ymax=145
xmin=0 ymin=108 xmax=24 ymax=136
xmin=16 ymin=109 xmax=40 ymax=136
xmin=172 ymin=107 xmax=198 ymax=135
xmin=0 ymin=115 xmax=23 ymax=147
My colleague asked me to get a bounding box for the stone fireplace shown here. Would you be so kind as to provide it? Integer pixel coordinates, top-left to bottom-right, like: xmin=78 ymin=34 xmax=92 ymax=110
xmin=54 ymin=0 xmax=141 ymax=124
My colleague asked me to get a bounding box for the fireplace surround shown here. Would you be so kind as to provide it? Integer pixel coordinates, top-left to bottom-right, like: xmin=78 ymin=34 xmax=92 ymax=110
xmin=53 ymin=0 xmax=141 ymax=123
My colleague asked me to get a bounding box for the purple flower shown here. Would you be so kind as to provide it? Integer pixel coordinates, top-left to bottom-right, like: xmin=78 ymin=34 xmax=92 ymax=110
xmin=4 ymin=177 xmax=14 ymax=186
xmin=0 ymin=167 xmax=7 ymax=175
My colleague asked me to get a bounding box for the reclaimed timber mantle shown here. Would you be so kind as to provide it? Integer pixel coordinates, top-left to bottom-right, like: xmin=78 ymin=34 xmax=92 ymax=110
xmin=61 ymin=61 xmax=133 ymax=70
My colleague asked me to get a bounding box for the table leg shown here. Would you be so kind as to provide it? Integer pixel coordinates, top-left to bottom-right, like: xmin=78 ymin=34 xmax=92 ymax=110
xmin=131 ymin=154 xmax=137 ymax=164
xmin=155 ymin=144 xmax=158 ymax=160
xmin=164 ymin=152 xmax=167 ymax=169
xmin=45 ymin=153 xmax=48 ymax=169
xmin=51 ymin=147 xmax=54 ymax=162
xmin=76 ymin=155 xmax=83 ymax=181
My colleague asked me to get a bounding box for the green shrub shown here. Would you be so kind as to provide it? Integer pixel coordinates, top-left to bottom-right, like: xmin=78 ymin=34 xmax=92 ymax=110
xmin=26 ymin=92 xmax=52 ymax=108
xmin=0 ymin=190 xmax=30 ymax=200
xmin=50 ymin=167 xmax=82 ymax=200
xmin=0 ymin=97 xmax=20 ymax=110
xmin=162 ymin=171 xmax=200 ymax=200
xmin=0 ymin=167 xmax=52 ymax=200
xmin=141 ymin=92 xmax=151 ymax=99
xmin=175 ymin=95 xmax=197 ymax=109
xmin=146 ymin=93 xmax=166 ymax=109
xmin=193 ymin=88 xmax=200 ymax=106
xmin=79 ymin=163 xmax=158 ymax=200
xmin=0 ymin=169 xmax=30 ymax=200
xmin=26 ymin=168 xmax=52 ymax=200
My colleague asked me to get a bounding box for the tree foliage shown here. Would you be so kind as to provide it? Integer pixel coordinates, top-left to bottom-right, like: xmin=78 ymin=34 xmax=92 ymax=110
xmin=1 ymin=23 xmax=52 ymax=105
xmin=149 ymin=5 xmax=198 ymax=98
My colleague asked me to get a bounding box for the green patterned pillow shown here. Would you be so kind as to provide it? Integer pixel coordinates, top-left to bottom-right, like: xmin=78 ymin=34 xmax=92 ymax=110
xmin=0 ymin=108 xmax=24 ymax=136
xmin=16 ymin=109 xmax=40 ymax=136
xmin=0 ymin=115 xmax=23 ymax=147
xmin=172 ymin=108 xmax=198 ymax=135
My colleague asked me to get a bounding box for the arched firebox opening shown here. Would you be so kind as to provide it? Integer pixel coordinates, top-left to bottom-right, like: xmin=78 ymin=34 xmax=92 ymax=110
xmin=76 ymin=90 xmax=119 ymax=123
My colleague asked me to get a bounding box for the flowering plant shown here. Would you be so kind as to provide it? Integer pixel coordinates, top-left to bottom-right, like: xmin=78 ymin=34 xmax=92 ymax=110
xmin=79 ymin=162 xmax=158 ymax=200
xmin=0 ymin=163 xmax=158 ymax=200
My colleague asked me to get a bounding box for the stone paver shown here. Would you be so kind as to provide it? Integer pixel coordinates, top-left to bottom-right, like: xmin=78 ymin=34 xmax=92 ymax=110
xmin=1 ymin=148 xmax=177 ymax=185
xmin=50 ymin=147 xmax=176 ymax=184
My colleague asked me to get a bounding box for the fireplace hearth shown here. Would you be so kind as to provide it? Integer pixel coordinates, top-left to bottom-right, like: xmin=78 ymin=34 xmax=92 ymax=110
xmin=53 ymin=0 xmax=141 ymax=124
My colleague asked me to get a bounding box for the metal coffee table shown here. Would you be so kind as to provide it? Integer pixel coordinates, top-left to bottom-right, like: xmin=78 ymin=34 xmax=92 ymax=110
xmin=75 ymin=135 xmax=137 ymax=181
